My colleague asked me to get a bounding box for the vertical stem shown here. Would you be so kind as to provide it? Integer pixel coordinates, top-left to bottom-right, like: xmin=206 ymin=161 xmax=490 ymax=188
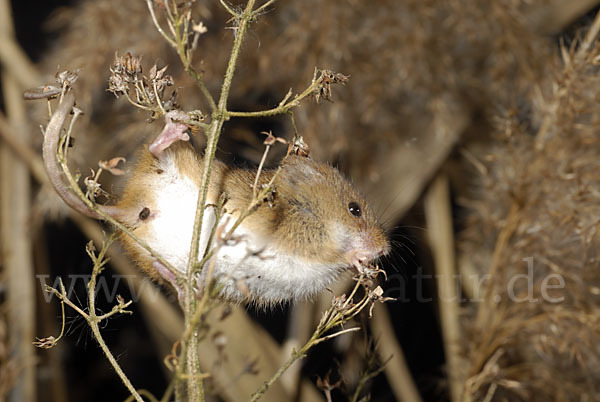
xmin=0 ymin=2 xmax=36 ymax=400
xmin=424 ymin=175 xmax=462 ymax=402
xmin=182 ymin=1 xmax=257 ymax=400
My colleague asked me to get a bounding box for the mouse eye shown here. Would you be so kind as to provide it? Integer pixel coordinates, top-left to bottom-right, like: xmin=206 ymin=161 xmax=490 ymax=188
xmin=139 ymin=207 xmax=150 ymax=220
xmin=348 ymin=202 xmax=362 ymax=217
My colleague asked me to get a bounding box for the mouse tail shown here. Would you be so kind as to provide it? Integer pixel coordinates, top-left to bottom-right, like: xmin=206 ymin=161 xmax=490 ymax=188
xmin=42 ymin=93 xmax=122 ymax=221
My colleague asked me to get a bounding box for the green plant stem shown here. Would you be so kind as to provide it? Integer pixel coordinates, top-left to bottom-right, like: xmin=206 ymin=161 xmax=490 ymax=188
xmin=86 ymin=237 xmax=141 ymax=402
xmin=251 ymin=278 xmax=368 ymax=401
xmin=254 ymin=0 xmax=279 ymax=15
xmin=219 ymin=0 xmax=237 ymax=16
xmin=189 ymin=69 xmax=217 ymax=113
xmin=181 ymin=1 xmax=258 ymax=400
xmin=250 ymin=326 xmax=360 ymax=401
xmin=50 ymin=235 xmax=143 ymax=402
xmin=226 ymin=79 xmax=318 ymax=118
xmin=250 ymin=342 xmax=312 ymax=402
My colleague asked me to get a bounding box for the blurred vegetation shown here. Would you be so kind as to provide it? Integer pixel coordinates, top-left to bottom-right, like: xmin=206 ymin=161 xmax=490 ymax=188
xmin=1 ymin=0 xmax=600 ymax=401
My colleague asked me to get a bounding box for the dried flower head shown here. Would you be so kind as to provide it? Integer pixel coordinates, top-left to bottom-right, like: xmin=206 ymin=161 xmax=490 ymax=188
xmin=55 ymin=69 xmax=80 ymax=89
xmin=313 ymin=69 xmax=349 ymax=103
xmin=287 ymin=135 xmax=310 ymax=157
xmin=107 ymin=52 xmax=177 ymax=117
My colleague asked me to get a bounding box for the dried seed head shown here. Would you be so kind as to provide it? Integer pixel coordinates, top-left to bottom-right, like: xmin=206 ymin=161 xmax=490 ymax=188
xmin=55 ymin=69 xmax=80 ymax=88
xmin=287 ymin=135 xmax=310 ymax=157
xmin=313 ymin=69 xmax=349 ymax=103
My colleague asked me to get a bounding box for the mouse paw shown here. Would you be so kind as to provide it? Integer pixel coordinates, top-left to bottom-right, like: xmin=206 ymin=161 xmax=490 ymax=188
xmin=152 ymin=260 xmax=185 ymax=303
xmin=148 ymin=110 xmax=190 ymax=158
xmin=152 ymin=260 xmax=203 ymax=303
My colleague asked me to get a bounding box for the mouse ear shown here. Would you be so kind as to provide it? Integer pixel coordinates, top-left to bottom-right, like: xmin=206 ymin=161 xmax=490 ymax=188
xmin=286 ymin=135 xmax=311 ymax=158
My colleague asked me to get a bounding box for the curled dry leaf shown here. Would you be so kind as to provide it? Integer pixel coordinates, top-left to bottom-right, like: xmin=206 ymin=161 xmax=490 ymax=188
xmin=260 ymin=130 xmax=288 ymax=146
xmin=368 ymin=286 xmax=395 ymax=318
xmin=99 ymin=157 xmax=126 ymax=175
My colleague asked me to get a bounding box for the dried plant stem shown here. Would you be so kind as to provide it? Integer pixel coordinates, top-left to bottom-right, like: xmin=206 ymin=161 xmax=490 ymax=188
xmin=254 ymin=0 xmax=279 ymax=15
xmin=124 ymin=389 xmax=160 ymax=402
xmin=145 ymin=0 xmax=177 ymax=47
xmin=0 ymin=4 xmax=37 ymax=397
xmin=0 ymin=113 xmax=46 ymax=180
xmin=45 ymin=236 xmax=142 ymax=402
xmin=253 ymin=144 xmax=271 ymax=197
xmin=351 ymin=355 xmax=391 ymax=402
xmin=370 ymin=305 xmax=422 ymax=402
xmin=186 ymin=0 xmax=259 ymax=278
xmin=219 ymin=0 xmax=237 ymax=16
xmin=0 ymin=0 xmax=39 ymax=89
xmin=425 ymin=175 xmax=462 ymax=402
xmin=145 ymin=0 xmax=217 ymax=112
xmin=576 ymin=9 xmax=600 ymax=59
xmin=475 ymin=202 xmax=519 ymax=326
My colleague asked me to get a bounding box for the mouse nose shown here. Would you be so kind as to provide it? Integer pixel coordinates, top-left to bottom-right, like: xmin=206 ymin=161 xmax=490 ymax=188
xmin=349 ymin=249 xmax=381 ymax=271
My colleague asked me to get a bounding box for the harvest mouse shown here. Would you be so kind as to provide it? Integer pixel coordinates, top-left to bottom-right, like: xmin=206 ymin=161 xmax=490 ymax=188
xmin=43 ymin=94 xmax=389 ymax=305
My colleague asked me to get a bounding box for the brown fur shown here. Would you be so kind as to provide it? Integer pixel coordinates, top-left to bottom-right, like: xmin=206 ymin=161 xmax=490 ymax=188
xmin=116 ymin=143 xmax=388 ymax=281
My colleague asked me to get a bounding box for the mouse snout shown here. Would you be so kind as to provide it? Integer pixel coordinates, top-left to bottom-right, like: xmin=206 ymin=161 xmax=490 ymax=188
xmin=344 ymin=231 xmax=389 ymax=270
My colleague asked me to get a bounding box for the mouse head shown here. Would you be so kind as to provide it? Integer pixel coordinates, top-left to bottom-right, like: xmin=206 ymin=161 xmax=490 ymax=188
xmin=263 ymin=155 xmax=389 ymax=270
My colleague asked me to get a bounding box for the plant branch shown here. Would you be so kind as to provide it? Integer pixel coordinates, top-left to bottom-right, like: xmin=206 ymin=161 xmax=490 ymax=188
xmin=254 ymin=0 xmax=279 ymax=17
xmin=219 ymin=0 xmax=238 ymax=17
xmin=43 ymin=237 xmax=143 ymax=402
xmin=83 ymin=235 xmax=144 ymax=402
xmin=250 ymin=272 xmax=388 ymax=401
xmin=146 ymin=0 xmax=177 ymax=47
xmin=180 ymin=1 xmax=258 ymax=400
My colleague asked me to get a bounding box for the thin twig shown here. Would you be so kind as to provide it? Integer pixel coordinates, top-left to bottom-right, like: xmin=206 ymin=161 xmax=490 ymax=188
xmin=253 ymin=144 xmax=271 ymax=198
xmin=250 ymin=274 xmax=383 ymax=401
xmin=226 ymin=82 xmax=316 ymax=118
xmin=145 ymin=0 xmax=177 ymax=47
xmin=576 ymin=9 xmax=600 ymax=60
xmin=219 ymin=0 xmax=238 ymax=17
xmin=254 ymin=0 xmax=279 ymax=16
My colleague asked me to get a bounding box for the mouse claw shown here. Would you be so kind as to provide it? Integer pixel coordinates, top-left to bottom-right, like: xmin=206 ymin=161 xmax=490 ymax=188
xmin=149 ymin=110 xmax=190 ymax=158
